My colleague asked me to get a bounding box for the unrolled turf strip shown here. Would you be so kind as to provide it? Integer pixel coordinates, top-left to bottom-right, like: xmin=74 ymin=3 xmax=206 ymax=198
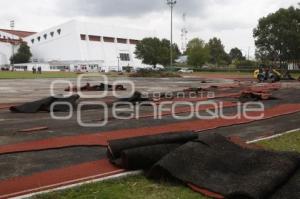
xmin=0 ymin=103 xmax=300 ymax=155
xmin=127 ymin=101 xmax=237 ymax=119
xmin=9 ymin=95 xmax=80 ymax=113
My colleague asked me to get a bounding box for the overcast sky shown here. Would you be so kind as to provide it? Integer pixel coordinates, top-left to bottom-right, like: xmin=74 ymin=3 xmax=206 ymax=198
xmin=0 ymin=0 xmax=299 ymax=57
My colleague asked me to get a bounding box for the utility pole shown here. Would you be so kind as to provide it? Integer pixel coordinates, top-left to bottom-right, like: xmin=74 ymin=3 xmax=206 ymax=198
xmin=181 ymin=13 xmax=188 ymax=52
xmin=10 ymin=20 xmax=15 ymax=70
xmin=117 ymin=56 xmax=120 ymax=72
xmin=166 ymin=0 xmax=177 ymax=67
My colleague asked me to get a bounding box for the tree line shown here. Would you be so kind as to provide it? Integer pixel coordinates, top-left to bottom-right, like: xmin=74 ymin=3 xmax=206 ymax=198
xmin=135 ymin=4 xmax=300 ymax=68
xmin=135 ymin=36 xmax=247 ymax=68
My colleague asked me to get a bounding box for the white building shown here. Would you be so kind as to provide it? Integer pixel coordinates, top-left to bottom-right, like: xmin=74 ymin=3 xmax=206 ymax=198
xmin=0 ymin=29 xmax=35 ymax=67
xmin=288 ymin=63 xmax=299 ymax=70
xmin=21 ymin=20 xmax=155 ymax=72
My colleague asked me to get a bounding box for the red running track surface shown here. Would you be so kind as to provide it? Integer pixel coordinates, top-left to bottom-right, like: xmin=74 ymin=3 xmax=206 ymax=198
xmin=0 ymin=103 xmax=19 ymax=110
xmin=0 ymin=159 xmax=124 ymax=199
xmin=1 ymin=103 xmax=300 ymax=155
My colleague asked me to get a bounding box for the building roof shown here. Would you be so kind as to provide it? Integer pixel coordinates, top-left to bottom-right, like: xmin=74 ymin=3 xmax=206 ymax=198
xmin=0 ymin=38 xmax=24 ymax=45
xmin=0 ymin=29 xmax=36 ymax=38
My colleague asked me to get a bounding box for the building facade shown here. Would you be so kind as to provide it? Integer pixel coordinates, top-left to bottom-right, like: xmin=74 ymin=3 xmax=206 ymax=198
xmin=23 ymin=20 xmax=155 ymax=72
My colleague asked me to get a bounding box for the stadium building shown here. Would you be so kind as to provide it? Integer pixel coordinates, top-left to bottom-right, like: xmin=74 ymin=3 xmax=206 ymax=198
xmin=0 ymin=20 xmax=155 ymax=72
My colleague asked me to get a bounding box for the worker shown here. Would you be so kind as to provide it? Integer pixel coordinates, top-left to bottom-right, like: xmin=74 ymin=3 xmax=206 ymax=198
xmin=38 ymin=66 xmax=42 ymax=74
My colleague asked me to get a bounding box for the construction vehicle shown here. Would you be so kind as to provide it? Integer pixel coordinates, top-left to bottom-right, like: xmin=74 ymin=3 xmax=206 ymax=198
xmin=254 ymin=64 xmax=282 ymax=82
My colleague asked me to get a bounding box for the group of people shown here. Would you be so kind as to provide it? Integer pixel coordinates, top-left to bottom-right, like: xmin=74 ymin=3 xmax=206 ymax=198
xmin=32 ymin=66 xmax=42 ymax=74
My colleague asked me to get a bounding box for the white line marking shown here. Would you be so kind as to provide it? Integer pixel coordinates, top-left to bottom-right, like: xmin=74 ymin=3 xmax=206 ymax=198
xmin=247 ymin=128 xmax=300 ymax=144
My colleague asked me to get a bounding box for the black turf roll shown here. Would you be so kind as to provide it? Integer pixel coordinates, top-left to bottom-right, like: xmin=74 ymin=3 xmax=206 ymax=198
xmin=107 ymin=131 xmax=197 ymax=160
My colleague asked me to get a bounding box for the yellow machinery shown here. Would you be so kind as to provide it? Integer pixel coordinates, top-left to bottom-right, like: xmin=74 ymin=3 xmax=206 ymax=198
xmin=254 ymin=65 xmax=282 ymax=82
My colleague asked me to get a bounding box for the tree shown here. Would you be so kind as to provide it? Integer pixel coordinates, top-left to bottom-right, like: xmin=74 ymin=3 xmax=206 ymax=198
xmin=134 ymin=37 xmax=180 ymax=68
xmin=186 ymin=38 xmax=210 ymax=66
xmin=253 ymin=6 xmax=300 ymax=64
xmin=229 ymin=48 xmax=245 ymax=62
xmin=206 ymin=37 xmax=230 ymax=66
xmin=135 ymin=38 xmax=161 ymax=67
xmin=160 ymin=39 xmax=181 ymax=66
xmin=10 ymin=42 xmax=32 ymax=64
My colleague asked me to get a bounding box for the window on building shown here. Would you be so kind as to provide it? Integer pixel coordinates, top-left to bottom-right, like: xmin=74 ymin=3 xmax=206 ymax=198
xmin=50 ymin=32 xmax=54 ymax=37
xmin=57 ymin=29 xmax=61 ymax=35
xmin=31 ymin=39 xmax=35 ymax=44
xmin=88 ymin=35 xmax=101 ymax=42
xmin=50 ymin=66 xmax=68 ymax=71
xmin=80 ymin=34 xmax=86 ymax=40
xmin=37 ymin=36 xmax=41 ymax=41
xmin=89 ymin=64 xmax=99 ymax=69
xmin=43 ymin=34 xmax=47 ymax=39
xmin=103 ymin=37 xmax=115 ymax=43
xmin=129 ymin=39 xmax=140 ymax=45
xmin=119 ymin=53 xmax=130 ymax=61
xmin=117 ymin=38 xmax=127 ymax=44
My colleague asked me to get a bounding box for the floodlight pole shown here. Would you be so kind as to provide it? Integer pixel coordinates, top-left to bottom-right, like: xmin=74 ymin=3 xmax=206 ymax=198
xmin=10 ymin=20 xmax=15 ymax=70
xmin=166 ymin=0 xmax=176 ymax=67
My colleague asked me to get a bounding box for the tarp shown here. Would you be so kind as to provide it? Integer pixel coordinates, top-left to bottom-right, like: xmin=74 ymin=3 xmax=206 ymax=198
xmin=108 ymin=133 xmax=300 ymax=199
xmin=10 ymin=95 xmax=80 ymax=113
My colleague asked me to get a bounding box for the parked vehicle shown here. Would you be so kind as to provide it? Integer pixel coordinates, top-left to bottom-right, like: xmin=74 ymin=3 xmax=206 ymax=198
xmin=179 ymin=68 xmax=194 ymax=73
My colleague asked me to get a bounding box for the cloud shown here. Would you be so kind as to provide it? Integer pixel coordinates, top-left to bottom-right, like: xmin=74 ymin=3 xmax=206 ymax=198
xmin=60 ymin=0 xmax=208 ymax=17
xmin=0 ymin=0 xmax=299 ymax=57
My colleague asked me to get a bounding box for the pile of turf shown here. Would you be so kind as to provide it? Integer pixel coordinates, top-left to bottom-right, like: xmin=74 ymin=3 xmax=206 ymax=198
xmin=107 ymin=132 xmax=300 ymax=199
xmin=10 ymin=95 xmax=80 ymax=113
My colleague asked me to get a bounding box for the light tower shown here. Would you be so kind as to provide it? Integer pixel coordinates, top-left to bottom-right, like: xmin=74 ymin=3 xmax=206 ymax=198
xmin=181 ymin=13 xmax=188 ymax=52
xmin=166 ymin=0 xmax=177 ymax=67
xmin=10 ymin=20 xmax=15 ymax=68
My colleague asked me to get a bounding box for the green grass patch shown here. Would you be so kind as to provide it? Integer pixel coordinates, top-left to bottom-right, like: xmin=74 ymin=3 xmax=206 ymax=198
xmin=32 ymin=175 xmax=205 ymax=199
xmin=291 ymin=73 xmax=300 ymax=79
xmin=258 ymin=131 xmax=300 ymax=152
xmin=32 ymin=131 xmax=300 ymax=199
xmin=0 ymin=71 xmax=130 ymax=79
xmin=0 ymin=71 xmax=79 ymax=79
